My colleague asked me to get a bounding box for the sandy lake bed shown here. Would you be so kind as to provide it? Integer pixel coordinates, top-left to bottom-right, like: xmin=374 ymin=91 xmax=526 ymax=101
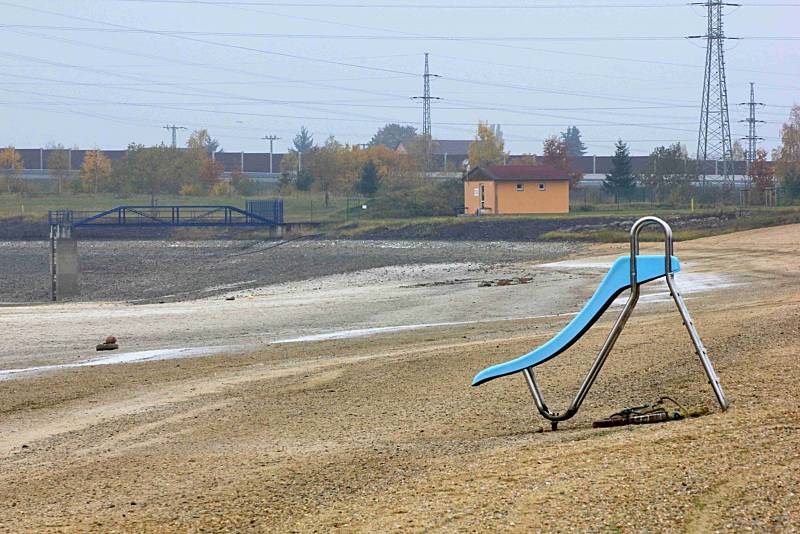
xmin=1 ymin=225 xmax=798 ymax=532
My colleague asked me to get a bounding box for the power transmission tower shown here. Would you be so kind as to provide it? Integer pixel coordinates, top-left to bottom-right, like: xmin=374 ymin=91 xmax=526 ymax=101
xmin=164 ymin=124 xmax=187 ymax=148
xmin=262 ymin=135 xmax=280 ymax=174
xmin=690 ymin=1 xmax=739 ymax=184
xmin=411 ymin=53 xmax=441 ymax=170
xmin=738 ymin=82 xmax=765 ymax=175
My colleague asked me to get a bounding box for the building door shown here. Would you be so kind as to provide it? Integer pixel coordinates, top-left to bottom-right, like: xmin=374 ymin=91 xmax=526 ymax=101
xmin=480 ymin=184 xmax=486 ymax=210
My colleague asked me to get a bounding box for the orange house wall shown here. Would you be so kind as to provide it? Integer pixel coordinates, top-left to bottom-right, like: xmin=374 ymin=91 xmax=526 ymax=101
xmin=495 ymin=180 xmax=569 ymax=214
xmin=464 ymin=179 xmax=569 ymax=214
xmin=463 ymin=180 xmax=497 ymax=214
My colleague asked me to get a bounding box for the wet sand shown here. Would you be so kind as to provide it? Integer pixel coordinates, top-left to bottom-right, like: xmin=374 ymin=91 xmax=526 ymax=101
xmin=0 ymin=225 xmax=799 ymax=532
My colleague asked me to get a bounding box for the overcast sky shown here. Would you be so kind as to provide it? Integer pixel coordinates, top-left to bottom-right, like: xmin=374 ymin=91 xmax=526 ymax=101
xmin=0 ymin=0 xmax=797 ymax=155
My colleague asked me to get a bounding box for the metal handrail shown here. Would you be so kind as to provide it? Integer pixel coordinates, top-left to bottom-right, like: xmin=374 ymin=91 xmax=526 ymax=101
xmin=522 ymin=216 xmax=728 ymax=430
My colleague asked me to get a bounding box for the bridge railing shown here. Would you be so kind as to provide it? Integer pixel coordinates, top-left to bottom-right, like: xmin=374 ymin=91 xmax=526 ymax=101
xmin=48 ymin=204 xmax=283 ymax=228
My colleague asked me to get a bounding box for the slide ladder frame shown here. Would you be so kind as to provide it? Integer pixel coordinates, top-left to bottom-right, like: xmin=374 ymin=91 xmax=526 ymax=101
xmin=522 ymin=216 xmax=728 ymax=430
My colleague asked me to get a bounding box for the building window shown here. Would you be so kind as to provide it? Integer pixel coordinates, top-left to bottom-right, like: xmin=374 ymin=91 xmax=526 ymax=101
xmin=538 ymin=183 xmax=546 ymax=191
xmin=515 ymin=183 xmax=524 ymax=192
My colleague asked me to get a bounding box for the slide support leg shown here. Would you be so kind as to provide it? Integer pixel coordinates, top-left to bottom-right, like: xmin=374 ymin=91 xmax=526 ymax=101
xmin=667 ymin=275 xmax=729 ymax=410
xmin=521 ymin=216 xmax=728 ymax=429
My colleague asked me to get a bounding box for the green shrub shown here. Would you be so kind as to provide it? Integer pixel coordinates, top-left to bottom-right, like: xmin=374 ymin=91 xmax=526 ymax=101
xmin=361 ymin=179 xmax=463 ymax=218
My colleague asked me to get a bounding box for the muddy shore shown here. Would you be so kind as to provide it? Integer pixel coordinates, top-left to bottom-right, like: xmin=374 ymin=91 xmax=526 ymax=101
xmin=0 ymin=239 xmax=577 ymax=304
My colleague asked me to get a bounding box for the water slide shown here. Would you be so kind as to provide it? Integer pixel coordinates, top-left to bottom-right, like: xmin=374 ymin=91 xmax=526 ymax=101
xmin=472 ymin=255 xmax=680 ymax=386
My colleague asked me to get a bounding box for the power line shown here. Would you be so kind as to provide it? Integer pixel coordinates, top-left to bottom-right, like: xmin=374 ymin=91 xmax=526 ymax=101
xmin=411 ymin=53 xmax=441 ymax=138
xmin=163 ymin=124 xmax=187 ymax=148
xmin=7 ymin=0 xmax=799 ymax=85
xmin=97 ymin=0 xmax=800 ymax=7
xmin=690 ymin=1 xmax=737 ymax=182
xmin=5 ymin=25 xmax=800 ymax=41
xmin=738 ymin=82 xmax=765 ymax=173
xmin=261 ymin=134 xmax=280 ymax=173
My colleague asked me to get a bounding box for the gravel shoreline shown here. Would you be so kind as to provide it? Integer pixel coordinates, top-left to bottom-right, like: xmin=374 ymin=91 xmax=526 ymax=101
xmin=0 ymin=238 xmax=579 ymax=304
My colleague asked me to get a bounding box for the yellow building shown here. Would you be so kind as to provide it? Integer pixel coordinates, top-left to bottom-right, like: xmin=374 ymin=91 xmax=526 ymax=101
xmin=463 ymin=165 xmax=570 ymax=215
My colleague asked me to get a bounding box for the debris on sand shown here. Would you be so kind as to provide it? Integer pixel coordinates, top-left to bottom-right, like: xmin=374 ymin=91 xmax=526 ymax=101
xmin=478 ymin=276 xmax=533 ymax=288
xmin=96 ymin=335 xmax=119 ymax=351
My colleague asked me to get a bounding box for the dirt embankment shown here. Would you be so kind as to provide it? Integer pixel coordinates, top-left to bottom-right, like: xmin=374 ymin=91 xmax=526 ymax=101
xmin=5 ymin=209 xmax=797 ymax=243
xmin=347 ymin=212 xmax=742 ymax=241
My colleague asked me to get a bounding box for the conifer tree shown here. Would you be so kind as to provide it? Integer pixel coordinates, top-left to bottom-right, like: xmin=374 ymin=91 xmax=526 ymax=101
xmin=355 ymin=159 xmax=381 ymax=196
xmin=560 ymin=126 xmax=587 ymax=158
xmin=603 ymin=139 xmax=636 ymax=201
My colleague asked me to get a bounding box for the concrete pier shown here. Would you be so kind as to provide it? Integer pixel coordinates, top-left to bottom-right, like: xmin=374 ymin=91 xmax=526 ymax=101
xmin=50 ymin=226 xmax=80 ymax=300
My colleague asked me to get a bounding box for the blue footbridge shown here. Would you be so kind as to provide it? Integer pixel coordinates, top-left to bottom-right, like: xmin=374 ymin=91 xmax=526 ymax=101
xmin=48 ymin=200 xmax=285 ymax=230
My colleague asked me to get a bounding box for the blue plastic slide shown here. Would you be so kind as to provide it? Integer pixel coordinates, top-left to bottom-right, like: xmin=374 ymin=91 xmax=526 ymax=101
xmin=472 ymin=255 xmax=680 ymax=386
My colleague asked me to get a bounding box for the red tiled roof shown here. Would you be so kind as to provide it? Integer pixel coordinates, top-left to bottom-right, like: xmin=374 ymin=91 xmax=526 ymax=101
xmin=469 ymin=164 xmax=569 ymax=181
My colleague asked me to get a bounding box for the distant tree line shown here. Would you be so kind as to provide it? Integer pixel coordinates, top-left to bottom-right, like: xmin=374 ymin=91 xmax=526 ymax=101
xmin=599 ymin=105 xmax=800 ymax=205
xmin=278 ymin=126 xmax=426 ymax=206
xmin=2 ymin=106 xmax=799 ymax=209
xmin=0 ymin=129 xmax=258 ymax=199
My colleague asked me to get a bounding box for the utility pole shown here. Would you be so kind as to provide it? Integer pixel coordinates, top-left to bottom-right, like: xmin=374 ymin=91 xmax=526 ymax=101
xmin=738 ymin=82 xmax=765 ymax=175
xmin=411 ymin=52 xmax=441 ymax=171
xmin=164 ymin=124 xmax=187 ymax=148
xmin=261 ymin=135 xmax=280 ymax=174
xmin=690 ymin=1 xmax=738 ymax=185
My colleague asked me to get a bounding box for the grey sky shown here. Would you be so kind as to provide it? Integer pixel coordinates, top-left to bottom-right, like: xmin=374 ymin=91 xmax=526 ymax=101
xmin=0 ymin=0 xmax=797 ymax=156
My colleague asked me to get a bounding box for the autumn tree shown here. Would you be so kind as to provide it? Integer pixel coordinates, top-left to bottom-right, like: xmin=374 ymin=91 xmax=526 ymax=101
xmin=187 ymin=129 xmax=221 ymax=156
xmin=359 ymin=144 xmax=417 ymax=190
xmin=110 ymin=143 xmax=201 ymax=201
xmin=370 ymin=124 xmax=417 ymax=150
xmin=197 ymin=158 xmax=224 ymax=194
xmin=641 ymin=143 xmax=691 ymax=203
xmin=280 ymin=151 xmax=300 ymax=175
xmin=78 ymin=149 xmax=112 ymax=194
xmin=231 ymin=167 xmax=258 ymax=196
xmin=306 ymin=135 xmax=346 ymax=206
xmin=46 ymin=144 xmax=71 ymax=195
xmin=749 ymin=149 xmax=775 ymax=191
xmin=0 ymin=146 xmax=24 ymax=194
xmin=117 ymin=144 xmax=164 ymax=202
xmin=542 ymin=136 xmax=583 ymax=188
xmin=542 ymin=136 xmax=568 ymax=170
xmin=468 ymin=121 xmax=505 ymax=168
xmin=774 ymin=104 xmax=800 ymax=200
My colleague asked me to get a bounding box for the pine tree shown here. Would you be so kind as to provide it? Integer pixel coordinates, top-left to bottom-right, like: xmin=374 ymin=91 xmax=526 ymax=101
xmin=295 ymin=169 xmax=314 ymax=191
xmin=560 ymin=126 xmax=587 ymax=158
xmin=355 ymin=160 xmax=381 ymax=196
xmin=292 ymin=126 xmax=314 ymax=153
xmin=603 ymin=139 xmax=636 ymax=201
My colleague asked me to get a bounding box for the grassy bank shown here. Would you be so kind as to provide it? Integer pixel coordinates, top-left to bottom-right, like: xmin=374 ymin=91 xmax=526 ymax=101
xmin=329 ymin=205 xmax=800 ymax=242
xmin=537 ymin=208 xmax=800 ymax=242
xmin=3 ymin=192 xmax=799 ymax=243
